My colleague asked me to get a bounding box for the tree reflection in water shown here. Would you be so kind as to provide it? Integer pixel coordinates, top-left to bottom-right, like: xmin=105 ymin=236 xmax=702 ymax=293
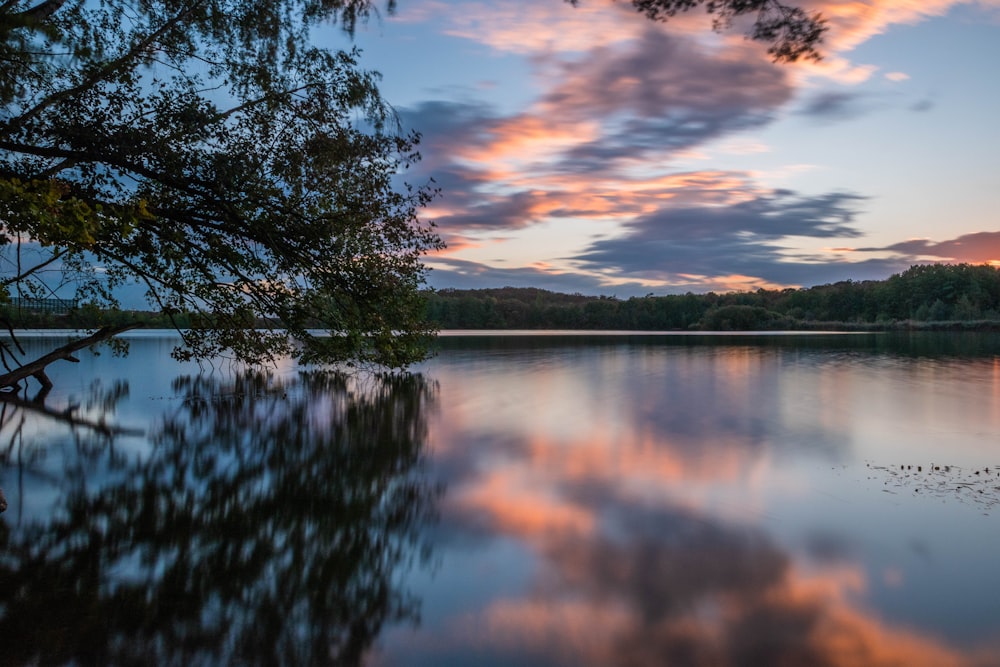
xmin=0 ymin=370 xmax=439 ymax=666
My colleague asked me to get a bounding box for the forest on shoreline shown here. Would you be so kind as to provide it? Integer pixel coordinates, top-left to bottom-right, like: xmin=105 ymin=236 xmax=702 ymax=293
xmin=6 ymin=263 xmax=1000 ymax=333
xmin=424 ymin=263 xmax=1000 ymax=331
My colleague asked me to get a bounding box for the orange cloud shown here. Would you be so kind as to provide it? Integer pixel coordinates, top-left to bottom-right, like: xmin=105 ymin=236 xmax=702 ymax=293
xmin=431 ymin=116 xmax=778 ymax=228
xmin=675 ymin=272 xmax=795 ymax=292
xmin=811 ymin=0 xmax=965 ymax=51
xmin=427 ymin=235 xmax=482 ymax=255
xmin=439 ymin=0 xmax=643 ymax=55
xmin=787 ymin=0 xmax=1000 ymax=83
xmin=454 ymin=115 xmax=602 ymax=168
xmin=434 ymin=0 xmax=999 ymax=90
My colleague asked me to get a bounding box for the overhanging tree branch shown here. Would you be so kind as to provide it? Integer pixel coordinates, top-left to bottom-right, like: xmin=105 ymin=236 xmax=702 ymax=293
xmin=2 ymin=1 xmax=207 ymax=136
xmin=11 ymin=0 xmax=68 ymax=23
xmin=3 ymin=0 xmax=816 ymax=379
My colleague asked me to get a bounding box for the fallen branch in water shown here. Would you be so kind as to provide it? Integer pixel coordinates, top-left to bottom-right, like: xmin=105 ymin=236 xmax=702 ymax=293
xmin=0 ymin=323 xmax=144 ymax=391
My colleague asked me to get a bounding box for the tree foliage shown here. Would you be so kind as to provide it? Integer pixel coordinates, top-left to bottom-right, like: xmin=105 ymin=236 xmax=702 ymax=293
xmin=1 ymin=0 xmax=441 ymax=375
xmin=0 ymin=0 xmax=828 ymax=383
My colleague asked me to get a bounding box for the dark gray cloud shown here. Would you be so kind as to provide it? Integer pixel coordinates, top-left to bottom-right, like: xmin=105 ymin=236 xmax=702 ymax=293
xmin=391 ymin=30 xmax=964 ymax=296
xmin=543 ymin=29 xmax=791 ymax=121
xmin=570 ymin=191 xmax=902 ymax=287
xmin=399 ymin=99 xmax=500 ymax=161
xmin=0 ymin=242 xmax=153 ymax=308
xmin=558 ymin=111 xmax=776 ymax=175
xmin=401 ymin=101 xmax=561 ymax=231
xmin=426 ymin=257 xmax=650 ymax=296
xmin=858 ymin=231 xmax=1000 ymax=263
xmin=398 ymin=30 xmax=797 ymax=232
xmin=798 ymin=90 xmax=871 ymax=121
xmin=542 ymin=29 xmax=792 ymax=171
xmin=437 ymin=191 xmax=542 ymax=230
xmin=426 ymin=254 xmax=906 ymax=297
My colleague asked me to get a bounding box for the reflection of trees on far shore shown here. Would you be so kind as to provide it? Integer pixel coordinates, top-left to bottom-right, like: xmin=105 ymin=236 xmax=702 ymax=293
xmin=0 ymin=370 xmax=440 ymax=666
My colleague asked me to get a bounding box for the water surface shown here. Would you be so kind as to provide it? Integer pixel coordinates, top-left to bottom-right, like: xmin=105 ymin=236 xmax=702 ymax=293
xmin=2 ymin=331 xmax=999 ymax=665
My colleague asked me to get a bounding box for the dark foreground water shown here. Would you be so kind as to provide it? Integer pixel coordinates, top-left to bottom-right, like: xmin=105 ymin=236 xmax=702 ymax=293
xmin=2 ymin=331 xmax=999 ymax=666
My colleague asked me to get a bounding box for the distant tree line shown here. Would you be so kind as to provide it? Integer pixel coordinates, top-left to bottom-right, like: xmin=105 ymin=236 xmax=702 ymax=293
xmin=0 ymin=302 xmax=193 ymax=330
xmin=424 ymin=264 xmax=1000 ymax=331
xmin=7 ymin=263 xmax=1000 ymax=333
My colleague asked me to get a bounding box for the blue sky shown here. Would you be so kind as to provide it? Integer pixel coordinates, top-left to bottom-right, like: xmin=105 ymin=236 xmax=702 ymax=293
xmin=324 ymin=0 xmax=1000 ymax=297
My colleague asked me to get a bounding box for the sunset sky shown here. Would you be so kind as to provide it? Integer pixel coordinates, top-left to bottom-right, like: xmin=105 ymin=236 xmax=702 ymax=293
xmin=330 ymin=0 xmax=1000 ymax=297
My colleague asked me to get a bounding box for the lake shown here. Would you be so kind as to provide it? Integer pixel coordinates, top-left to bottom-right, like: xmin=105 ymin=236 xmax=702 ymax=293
xmin=2 ymin=331 xmax=999 ymax=665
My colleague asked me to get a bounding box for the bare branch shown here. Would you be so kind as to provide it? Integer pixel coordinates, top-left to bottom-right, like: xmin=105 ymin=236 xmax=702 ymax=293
xmin=0 ymin=247 xmax=66 ymax=287
xmin=0 ymin=322 xmax=144 ymax=390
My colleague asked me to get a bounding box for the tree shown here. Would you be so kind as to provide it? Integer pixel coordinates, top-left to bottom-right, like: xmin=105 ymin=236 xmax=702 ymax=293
xmin=1 ymin=0 xmax=441 ymax=387
xmin=0 ymin=0 xmax=825 ymax=388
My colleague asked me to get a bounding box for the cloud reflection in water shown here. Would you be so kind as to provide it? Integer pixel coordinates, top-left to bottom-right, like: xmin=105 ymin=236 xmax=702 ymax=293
xmin=378 ymin=337 xmax=1000 ymax=666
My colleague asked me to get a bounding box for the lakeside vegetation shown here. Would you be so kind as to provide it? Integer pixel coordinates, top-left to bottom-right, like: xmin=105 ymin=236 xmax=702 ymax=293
xmin=0 ymin=304 xmax=193 ymax=331
xmin=7 ymin=263 xmax=1000 ymax=333
xmin=424 ymin=263 xmax=1000 ymax=331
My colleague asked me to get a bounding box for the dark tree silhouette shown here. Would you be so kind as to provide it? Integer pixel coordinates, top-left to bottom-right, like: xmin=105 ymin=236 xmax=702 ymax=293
xmin=1 ymin=0 xmax=441 ymax=380
xmin=0 ymin=369 xmax=440 ymax=665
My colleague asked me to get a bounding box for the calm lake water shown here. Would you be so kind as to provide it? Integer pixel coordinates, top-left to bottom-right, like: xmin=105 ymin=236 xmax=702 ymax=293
xmin=2 ymin=331 xmax=1000 ymax=665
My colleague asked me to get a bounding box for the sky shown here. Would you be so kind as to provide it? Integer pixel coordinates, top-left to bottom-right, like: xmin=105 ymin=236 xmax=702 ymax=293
xmin=323 ymin=0 xmax=1000 ymax=297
